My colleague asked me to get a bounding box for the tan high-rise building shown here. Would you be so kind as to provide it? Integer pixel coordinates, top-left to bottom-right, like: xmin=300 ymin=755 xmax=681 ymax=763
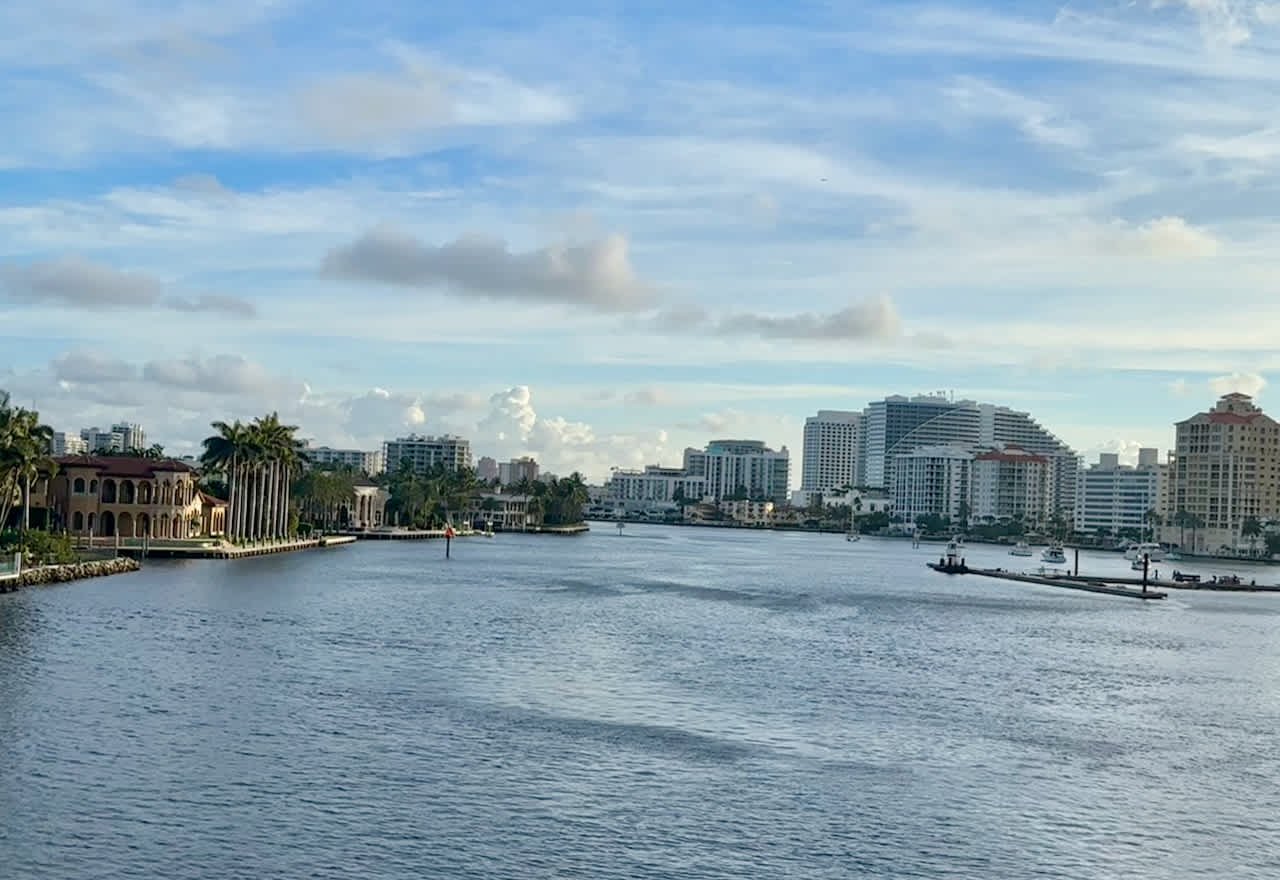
xmin=1162 ymin=393 xmax=1280 ymax=554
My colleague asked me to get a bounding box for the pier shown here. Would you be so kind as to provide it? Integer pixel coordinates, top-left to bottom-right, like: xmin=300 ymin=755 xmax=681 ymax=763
xmin=929 ymin=563 xmax=1166 ymax=601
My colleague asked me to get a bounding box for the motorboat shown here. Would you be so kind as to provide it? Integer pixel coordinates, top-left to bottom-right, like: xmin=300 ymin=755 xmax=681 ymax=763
xmin=1124 ymin=542 xmax=1165 ymax=563
xmin=1041 ymin=543 xmax=1067 ymax=564
xmin=846 ymin=531 xmax=861 ymax=542
xmin=1009 ymin=541 xmax=1033 ymax=557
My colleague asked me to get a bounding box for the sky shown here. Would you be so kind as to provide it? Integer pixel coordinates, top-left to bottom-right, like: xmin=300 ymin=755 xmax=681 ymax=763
xmin=2 ymin=0 xmax=1278 ymax=482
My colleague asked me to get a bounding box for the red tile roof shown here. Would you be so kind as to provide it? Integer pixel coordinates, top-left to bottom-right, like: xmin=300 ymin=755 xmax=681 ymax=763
xmin=1207 ymin=412 xmax=1259 ymax=424
xmin=54 ymin=455 xmax=196 ymax=477
xmin=975 ymin=446 xmax=1048 ymax=464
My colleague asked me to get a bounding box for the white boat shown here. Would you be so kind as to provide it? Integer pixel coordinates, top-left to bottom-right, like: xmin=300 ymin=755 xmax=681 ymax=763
xmin=846 ymin=531 xmax=861 ymax=542
xmin=1164 ymin=550 xmax=1183 ymax=562
xmin=1009 ymin=541 xmax=1033 ymax=557
xmin=1041 ymin=543 xmax=1067 ymax=564
xmin=1124 ymin=542 xmax=1165 ymax=562
xmin=1130 ymin=558 xmax=1150 ymax=571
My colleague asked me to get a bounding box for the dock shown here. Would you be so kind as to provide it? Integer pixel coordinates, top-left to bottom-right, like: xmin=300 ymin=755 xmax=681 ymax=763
xmin=929 ymin=564 xmax=1166 ymax=601
xmin=1059 ymin=574 xmax=1280 ymax=593
xmin=78 ymin=536 xmax=358 ymax=560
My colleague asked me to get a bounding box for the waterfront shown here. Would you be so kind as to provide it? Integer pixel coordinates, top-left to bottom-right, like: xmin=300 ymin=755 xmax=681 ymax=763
xmin=2 ymin=527 xmax=1279 ymax=878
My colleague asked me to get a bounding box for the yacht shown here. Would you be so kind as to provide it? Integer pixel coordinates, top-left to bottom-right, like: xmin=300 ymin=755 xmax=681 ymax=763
xmin=846 ymin=530 xmax=861 ymax=542
xmin=1124 ymin=542 xmax=1165 ymax=563
xmin=1009 ymin=541 xmax=1033 ymax=557
xmin=1041 ymin=542 xmax=1067 ymax=565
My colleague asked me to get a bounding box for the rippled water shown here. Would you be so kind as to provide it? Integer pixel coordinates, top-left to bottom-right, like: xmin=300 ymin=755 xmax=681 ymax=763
xmin=3 ymin=527 xmax=1280 ymax=878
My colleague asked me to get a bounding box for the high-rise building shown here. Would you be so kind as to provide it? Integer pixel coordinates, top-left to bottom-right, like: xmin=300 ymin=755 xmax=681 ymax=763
xmin=1074 ymin=449 xmax=1164 ymax=536
xmin=682 ymin=440 xmax=790 ymax=502
xmin=113 ymin=422 xmax=146 ymax=452
xmin=892 ymin=445 xmax=974 ymax=525
xmin=305 ymin=444 xmax=385 ymax=475
xmin=383 ymin=434 xmax=472 ymax=475
xmin=860 ymin=394 xmax=1079 ymax=514
xmin=51 ymin=431 xmax=88 ymax=456
xmin=498 ymin=457 xmax=540 ymax=485
xmin=80 ymin=426 xmax=121 ymax=453
xmin=476 ymin=456 xmax=499 ymax=482
xmin=970 ymin=445 xmax=1053 ymax=524
xmin=1162 ymin=393 xmax=1280 ymax=553
xmin=801 ymin=410 xmax=862 ymax=494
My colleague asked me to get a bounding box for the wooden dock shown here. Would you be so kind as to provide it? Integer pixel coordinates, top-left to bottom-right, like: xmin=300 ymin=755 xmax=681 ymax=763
xmin=930 ymin=565 xmax=1166 ymax=600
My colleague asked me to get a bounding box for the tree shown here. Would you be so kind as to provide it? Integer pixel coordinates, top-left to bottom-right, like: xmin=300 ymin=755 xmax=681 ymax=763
xmin=1242 ymin=517 xmax=1262 ymax=556
xmin=201 ymin=413 xmax=303 ymax=542
xmin=0 ymin=393 xmax=54 ymax=541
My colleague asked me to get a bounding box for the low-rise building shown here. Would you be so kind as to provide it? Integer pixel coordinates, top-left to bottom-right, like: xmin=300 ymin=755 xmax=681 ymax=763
xmin=469 ymin=493 xmax=533 ymax=531
xmin=683 ymin=439 xmax=790 ymax=502
xmin=720 ymin=499 xmax=775 ymax=525
xmin=607 ymin=465 xmax=707 ymax=514
xmin=349 ymin=478 xmax=390 ymax=528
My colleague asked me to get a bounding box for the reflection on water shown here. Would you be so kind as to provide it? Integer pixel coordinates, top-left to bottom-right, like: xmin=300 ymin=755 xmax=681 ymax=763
xmin=1 ymin=528 xmax=1279 ymax=879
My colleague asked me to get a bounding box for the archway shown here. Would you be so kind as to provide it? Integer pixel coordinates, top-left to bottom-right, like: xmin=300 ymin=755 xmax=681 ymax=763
xmin=172 ymin=514 xmax=182 ymax=538
xmin=101 ymin=480 xmax=117 ymax=503
xmin=139 ymin=513 xmax=150 ymax=537
xmin=118 ymin=512 xmax=134 ymax=537
xmin=73 ymin=511 xmax=84 ymax=531
xmin=139 ymin=482 xmax=153 ymax=504
xmin=100 ymin=511 xmax=115 ymax=537
xmin=121 ymin=481 xmax=135 ymax=504
xmin=89 ymin=479 xmax=98 ymax=495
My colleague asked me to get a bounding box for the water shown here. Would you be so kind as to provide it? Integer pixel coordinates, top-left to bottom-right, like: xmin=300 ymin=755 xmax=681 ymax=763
xmin=3 ymin=527 xmax=1279 ymax=879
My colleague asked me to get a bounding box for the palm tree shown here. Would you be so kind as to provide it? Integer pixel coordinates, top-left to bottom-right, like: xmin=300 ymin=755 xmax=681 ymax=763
xmin=0 ymin=393 xmax=54 ymax=538
xmin=1242 ymin=516 xmax=1262 ymax=557
xmin=202 ymin=420 xmax=252 ymax=541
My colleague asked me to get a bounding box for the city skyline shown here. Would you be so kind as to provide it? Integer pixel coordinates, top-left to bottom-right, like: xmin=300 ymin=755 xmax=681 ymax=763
xmin=1 ymin=2 xmax=1276 ymax=479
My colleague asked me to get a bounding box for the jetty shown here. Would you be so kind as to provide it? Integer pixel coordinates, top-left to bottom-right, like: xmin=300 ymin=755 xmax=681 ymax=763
xmin=928 ymin=561 xmax=1166 ymax=601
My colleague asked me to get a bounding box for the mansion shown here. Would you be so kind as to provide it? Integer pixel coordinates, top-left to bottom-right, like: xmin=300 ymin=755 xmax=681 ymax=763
xmin=44 ymin=456 xmax=226 ymax=539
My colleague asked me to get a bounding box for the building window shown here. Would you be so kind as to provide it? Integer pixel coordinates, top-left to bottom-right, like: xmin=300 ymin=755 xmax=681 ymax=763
xmin=73 ymin=477 xmax=86 ymax=494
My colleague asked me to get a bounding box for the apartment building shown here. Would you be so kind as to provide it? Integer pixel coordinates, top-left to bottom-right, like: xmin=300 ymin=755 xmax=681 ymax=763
xmin=683 ymin=440 xmax=790 ymax=502
xmin=1161 ymin=393 xmax=1280 ymax=553
xmin=1074 ymin=449 xmax=1164 ymax=535
xmin=801 ymin=410 xmax=861 ymax=494
xmin=892 ymin=445 xmax=974 ymax=525
xmin=382 ymin=434 xmax=472 ymax=475
xmin=306 ymin=444 xmax=385 ymax=475
xmin=970 ymin=445 xmax=1053 ymax=524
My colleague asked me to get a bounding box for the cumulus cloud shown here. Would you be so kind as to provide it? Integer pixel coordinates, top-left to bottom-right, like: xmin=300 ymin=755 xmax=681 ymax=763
xmin=51 ymin=350 xmax=138 ymax=384
xmin=1209 ymin=371 xmax=1266 ymax=397
xmin=474 ymin=385 xmax=667 ymax=478
xmin=0 ymin=256 xmax=161 ymax=308
xmin=321 ymin=226 xmax=655 ymax=312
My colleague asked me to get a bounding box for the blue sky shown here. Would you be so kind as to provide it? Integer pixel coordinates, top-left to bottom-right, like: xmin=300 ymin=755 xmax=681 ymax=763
xmin=1 ymin=0 xmax=1277 ymax=480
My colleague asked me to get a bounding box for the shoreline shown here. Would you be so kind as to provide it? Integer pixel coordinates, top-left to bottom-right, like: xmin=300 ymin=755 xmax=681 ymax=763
xmin=1 ymin=557 xmax=140 ymax=593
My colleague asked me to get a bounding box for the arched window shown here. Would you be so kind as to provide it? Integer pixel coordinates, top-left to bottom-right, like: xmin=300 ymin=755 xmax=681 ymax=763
xmin=89 ymin=479 xmax=98 ymax=495
xmin=73 ymin=477 xmax=86 ymax=494
xmin=73 ymin=511 xmax=84 ymax=531
xmin=88 ymin=512 xmax=96 ymax=532
xmin=139 ymin=482 xmax=153 ymax=504
xmin=101 ymin=480 xmax=117 ymax=503
xmin=120 ymin=481 xmax=135 ymax=504
xmin=100 ymin=511 xmax=115 ymax=537
xmin=139 ymin=514 xmax=150 ymax=537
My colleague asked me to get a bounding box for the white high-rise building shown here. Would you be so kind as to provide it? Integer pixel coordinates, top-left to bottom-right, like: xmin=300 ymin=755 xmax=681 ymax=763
xmin=383 ymin=434 xmax=472 ymax=475
xmin=970 ymin=445 xmax=1053 ymax=525
xmin=51 ymin=431 xmax=89 ymax=456
xmin=80 ymin=426 xmax=122 ymax=454
xmin=860 ymin=394 xmax=1079 ymax=515
xmin=306 ymin=445 xmax=385 ymax=475
xmin=801 ymin=410 xmax=862 ymax=494
xmin=1074 ymin=449 xmax=1164 ymax=536
xmin=892 ymin=445 xmax=974 ymax=525
xmin=113 ymin=422 xmax=146 ymax=452
xmin=682 ymin=440 xmax=790 ymax=502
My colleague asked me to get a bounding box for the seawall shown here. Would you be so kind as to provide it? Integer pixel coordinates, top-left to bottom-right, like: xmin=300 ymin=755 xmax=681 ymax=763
xmin=4 ymin=557 xmax=141 ymax=592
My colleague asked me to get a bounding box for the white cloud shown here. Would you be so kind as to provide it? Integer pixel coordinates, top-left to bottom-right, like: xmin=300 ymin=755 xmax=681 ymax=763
xmin=1088 ymin=216 xmax=1221 ymax=258
xmin=1208 ymin=371 xmax=1267 ymax=396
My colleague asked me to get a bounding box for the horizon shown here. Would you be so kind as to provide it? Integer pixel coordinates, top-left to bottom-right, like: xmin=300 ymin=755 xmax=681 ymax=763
xmin=2 ymin=1 xmax=1276 ymax=482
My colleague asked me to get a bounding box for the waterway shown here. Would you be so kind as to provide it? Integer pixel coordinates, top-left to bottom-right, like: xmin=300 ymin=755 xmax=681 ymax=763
xmin=2 ymin=527 xmax=1279 ymax=878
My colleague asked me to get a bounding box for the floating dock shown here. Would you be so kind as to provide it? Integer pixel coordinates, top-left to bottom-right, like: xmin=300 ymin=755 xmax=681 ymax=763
xmin=1058 ymin=574 xmax=1280 ymax=593
xmin=929 ymin=564 xmax=1166 ymax=600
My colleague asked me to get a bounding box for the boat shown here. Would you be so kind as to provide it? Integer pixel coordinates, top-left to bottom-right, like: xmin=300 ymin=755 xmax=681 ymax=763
xmin=1130 ymin=558 xmax=1149 ymax=571
xmin=1164 ymin=550 xmax=1183 ymax=562
xmin=846 ymin=531 xmax=861 ymax=542
xmin=1009 ymin=541 xmax=1033 ymax=557
xmin=1041 ymin=543 xmax=1067 ymax=564
xmin=927 ymin=540 xmax=967 ymax=574
xmin=1124 ymin=542 xmax=1165 ymax=563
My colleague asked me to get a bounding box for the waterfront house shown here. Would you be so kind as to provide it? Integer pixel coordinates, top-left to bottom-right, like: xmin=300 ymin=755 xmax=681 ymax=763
xmin=46 ymin=455 xmax=226 ymax=539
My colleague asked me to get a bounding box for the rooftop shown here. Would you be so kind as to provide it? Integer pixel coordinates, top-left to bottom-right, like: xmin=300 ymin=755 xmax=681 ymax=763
xmin=55 ymin=455 xmax=196 ymax=477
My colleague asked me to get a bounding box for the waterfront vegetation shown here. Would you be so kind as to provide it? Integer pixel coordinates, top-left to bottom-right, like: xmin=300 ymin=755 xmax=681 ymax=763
xmin=0 ymin=391 xmax=54 ymax=554
xmin=200 ymin=414 xmax=306 ymax=543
